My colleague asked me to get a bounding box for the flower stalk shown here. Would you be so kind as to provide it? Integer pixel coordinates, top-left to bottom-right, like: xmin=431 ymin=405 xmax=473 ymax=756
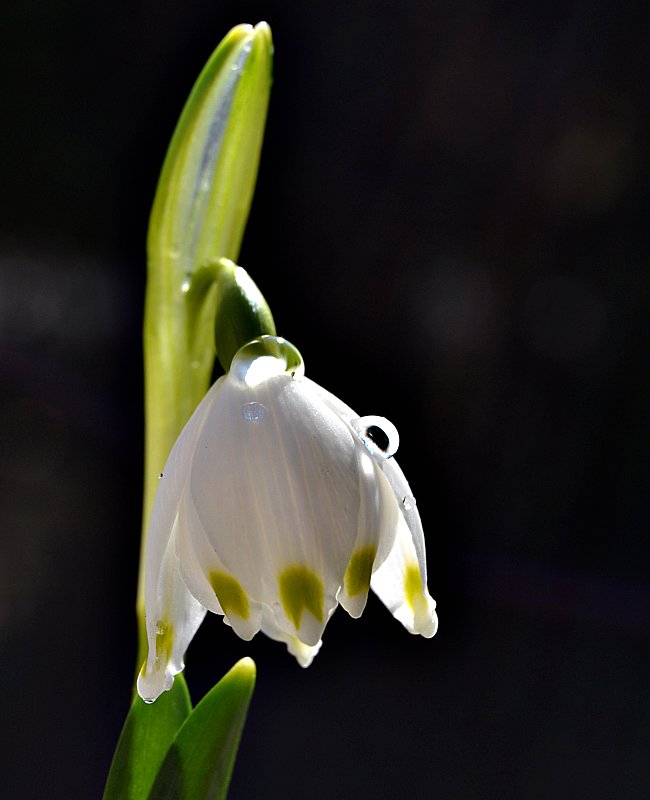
xmin=138 ymin=22 xmax=273 ymax=672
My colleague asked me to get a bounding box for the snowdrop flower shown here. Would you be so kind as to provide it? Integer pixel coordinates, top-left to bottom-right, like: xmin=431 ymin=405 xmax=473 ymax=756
xmin=137 ymin=335 xmax=437 ymax=702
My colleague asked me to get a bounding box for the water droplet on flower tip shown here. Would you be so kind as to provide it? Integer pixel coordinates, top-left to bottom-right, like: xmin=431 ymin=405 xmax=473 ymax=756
xmin=143 ymin=696 xmax=155 ymax=705
xmin=402 ymin=495 xmax=417 ymax=511
xmin=181 ymin=272 xmax=192 ymax=293
xmin=242 ymin=401 xmax=267 ymax=422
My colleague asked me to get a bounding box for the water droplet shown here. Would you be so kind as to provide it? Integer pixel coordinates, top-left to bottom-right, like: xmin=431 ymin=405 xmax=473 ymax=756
xmin=351 ymin=415 xmax=399 ymax=459
xmin=367 ymin=425 xmax=390 ymax=451
xmin=402 ymin=495 xmax=417 ymax=511
xmin=158 ymin=472 xmax=164 ymax=480
xmin=143 ymin=696 xmax=155 ymax=705
xmin=181 ymin=272 xmax=192 ymax=293
xmin=242 ymin=401 xmax=267 ymax=422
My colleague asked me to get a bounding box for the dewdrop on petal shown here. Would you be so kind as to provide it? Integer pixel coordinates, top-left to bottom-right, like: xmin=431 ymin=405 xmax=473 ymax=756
xmin=137 ymin=336 xmax=437 ymax=702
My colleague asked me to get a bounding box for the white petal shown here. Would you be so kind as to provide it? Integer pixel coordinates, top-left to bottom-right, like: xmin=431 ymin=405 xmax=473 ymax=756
xmin=137 ymin=381 xmax=219 ymax=702
xmin=380 ymin=457 xmax=428 ymax=586
xmin=260 ymin=607 xmax=323 ymax=667
xmin=142 ymin=379 xmax=218 ymax=595
xmin=338 ymin=450 xmax=397 ymax=618
xmin=189 ymin=371 xmax=361 ymax=645
xmin=137 ymin=518 xmax=207 ymax=702
xmin=176 ymin=489 xmax=263 ymax=641
xmin=370 ymin=511 xmax=438 ymax=638
xmin=301 ymin=376 xmax=358 ymax=423
xmin=174 ymin=489 xmax=224 ymax=615
xmin=303 ymin=377 xmax=427 ymax=624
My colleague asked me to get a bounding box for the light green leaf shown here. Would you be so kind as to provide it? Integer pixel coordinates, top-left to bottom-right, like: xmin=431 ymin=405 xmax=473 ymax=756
xmin=103 ymin=675 xmax=192 ymax=800
xmin=147 ymin=22 xmax=273 ymax=289
xmin=147 ymin=658 xmax=256 ymax=800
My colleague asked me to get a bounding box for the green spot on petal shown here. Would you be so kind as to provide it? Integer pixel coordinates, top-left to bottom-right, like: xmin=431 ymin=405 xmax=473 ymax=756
xmin=404 ymin=564 xmax=423 ymax=612
xmin=210 ymin=572 xmax=250 ymax=619
xmin=279 ymin=566 xmax=324 ymax=629
xmin=344 ymin=546 xmax=377 ymax=597
xmin=155 ymin=620 xmax=174 ymax=661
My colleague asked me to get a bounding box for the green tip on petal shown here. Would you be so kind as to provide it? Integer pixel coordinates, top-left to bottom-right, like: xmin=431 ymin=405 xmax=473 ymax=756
xmin=279 ymin=565 xmax=325 ymax=629
xmin=210 ymin=571 xmax=251 ymax=620
xmin=345 ymin=547 xmax=377 ymax=597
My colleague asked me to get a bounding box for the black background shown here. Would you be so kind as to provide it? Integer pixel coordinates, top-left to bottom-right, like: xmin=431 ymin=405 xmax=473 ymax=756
xmin=1 ymin=1 xmax=649 ymax=798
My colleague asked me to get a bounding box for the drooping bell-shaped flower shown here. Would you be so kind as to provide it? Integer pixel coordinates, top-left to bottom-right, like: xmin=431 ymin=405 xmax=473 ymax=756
xmin=137 ymin=335 xmax=437 ymax=702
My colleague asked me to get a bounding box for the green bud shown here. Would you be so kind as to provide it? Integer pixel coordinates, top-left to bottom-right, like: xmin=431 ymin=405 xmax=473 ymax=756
xmin=212 ymin=259 xmax=276 ymax=371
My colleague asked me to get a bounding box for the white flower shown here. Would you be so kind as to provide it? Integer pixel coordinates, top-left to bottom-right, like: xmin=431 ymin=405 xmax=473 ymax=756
xmin=137 ymin=336 xmax=437 ymax=702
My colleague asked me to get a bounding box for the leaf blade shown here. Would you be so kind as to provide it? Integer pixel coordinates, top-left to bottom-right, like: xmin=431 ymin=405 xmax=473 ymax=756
xmin=147 ymin=658 xmax=256 ymax=800
xmin=103 ymin=675 xmax=192 ymax=800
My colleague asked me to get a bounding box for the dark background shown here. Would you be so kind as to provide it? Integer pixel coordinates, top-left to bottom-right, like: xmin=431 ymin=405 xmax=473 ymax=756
xmin=1 ymin=1 xmax=649 ymax=798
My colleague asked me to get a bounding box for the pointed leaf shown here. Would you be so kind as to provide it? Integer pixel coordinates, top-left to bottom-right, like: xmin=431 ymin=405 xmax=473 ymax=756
xmin=147 ymin=658 xmax=256 ymax=800
xmin=103 ymin=675 xmax=192 ymax=800
xmin=147 ymin=21 xmax=273 ymax=283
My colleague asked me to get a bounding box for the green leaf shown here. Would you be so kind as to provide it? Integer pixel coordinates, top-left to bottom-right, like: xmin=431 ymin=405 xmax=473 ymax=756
xmin=147 ymin=658 xmax=256 ymax=800
xmin=147 ymin=21 xmax=273 ymax=287
xmin=103 ymin=675 xmax=192 ymax=800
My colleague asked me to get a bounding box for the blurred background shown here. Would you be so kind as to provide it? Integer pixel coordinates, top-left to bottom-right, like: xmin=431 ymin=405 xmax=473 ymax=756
xmin=1 ymin=1 xmax=649 ymax=798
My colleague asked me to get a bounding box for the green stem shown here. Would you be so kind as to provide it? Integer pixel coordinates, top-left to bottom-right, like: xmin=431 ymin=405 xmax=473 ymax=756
xmin=136 ymin=22 xmax=273 ymax=674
